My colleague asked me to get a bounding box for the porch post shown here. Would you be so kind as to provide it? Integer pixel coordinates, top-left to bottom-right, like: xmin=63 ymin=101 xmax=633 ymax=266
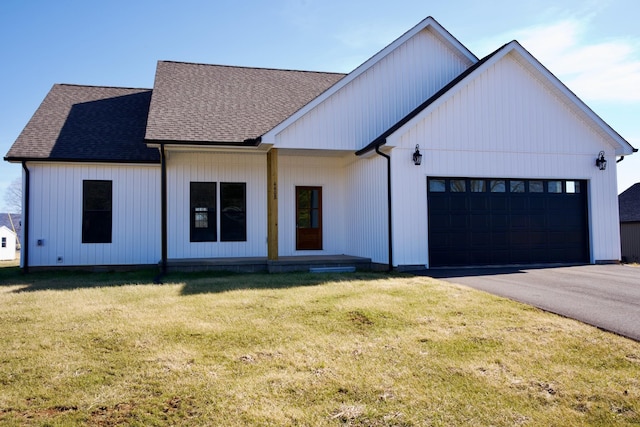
xmin=267 ymin=148 xmax=279 ymax=260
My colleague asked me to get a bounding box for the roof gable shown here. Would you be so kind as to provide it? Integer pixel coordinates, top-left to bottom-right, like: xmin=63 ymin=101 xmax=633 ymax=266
xmin=262 ymin=16 xmax=478 ymax=145
xmin=144 ymin=61 xmax=345 ymax=144
xmin=5 ymin=85 xmax=158 ymax=163
xmin=369 ymin=41 xmax=635 ymax=156
xmin=0 ymin=214 xmax=21 ymax=234
xmin=0 ymin=225 xmax=17 ymax=237
xmin=619 ymin=183 xmax=640 ymax=222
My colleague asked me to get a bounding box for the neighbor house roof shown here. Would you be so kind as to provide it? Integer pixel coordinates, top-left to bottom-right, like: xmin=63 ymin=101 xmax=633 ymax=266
xmin=0 ymin=214 xmax=21 ymax=237
xmin=5 ymin=85 xmax=159 ymax=163
xmin=144 ymin=61 xmax=346 ymax=145
xmin=619 ymin=183 xmax=640 ymax=222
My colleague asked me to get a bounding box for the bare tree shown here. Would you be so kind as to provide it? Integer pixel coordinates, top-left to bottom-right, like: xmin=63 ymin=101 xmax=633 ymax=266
xmin=4 ymin=177 xmax=22 ymax=214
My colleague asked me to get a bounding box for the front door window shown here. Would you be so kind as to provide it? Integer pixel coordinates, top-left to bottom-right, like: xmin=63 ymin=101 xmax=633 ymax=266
xmin=296 ymin=186 xmax=322 ymax=250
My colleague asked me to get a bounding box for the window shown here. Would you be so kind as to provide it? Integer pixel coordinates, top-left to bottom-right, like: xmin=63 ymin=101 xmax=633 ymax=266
xmin=191 ymin=182 xmax=217 ymax=242
xmin=429 ymin=179 xmax=446 ymax=192
xmin=450 ymin=180 xmax=466 ymax=192
xmin=566 ymin=181 xmax=580 ymax=193
xmin=548 ymin=181 xmax=562 ymax=193
xmin=510 ymin=180 xmax=525 ymax=193
xmin=470 ymin=180 xmax=486 ymax=192
xmin=1 ymin=237 xmax=5 ymax=248
xmin=220 ymin=183 xmax=246 ymax=242
xmin=529 ymin=181 xmax=544 ymax=192
xmin=82 ymin=180 xmax=112 ymax=243
xmin=490 ymin=180 xmax=506 ymax=192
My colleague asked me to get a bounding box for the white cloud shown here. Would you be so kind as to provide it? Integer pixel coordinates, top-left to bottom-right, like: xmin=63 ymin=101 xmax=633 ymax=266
xmin=471 ymin=17 xmax=640 ymax=103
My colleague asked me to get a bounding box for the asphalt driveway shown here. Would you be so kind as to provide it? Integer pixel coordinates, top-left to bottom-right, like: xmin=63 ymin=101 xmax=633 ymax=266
xmin=415 ymin=264 xmax=640 ymax=342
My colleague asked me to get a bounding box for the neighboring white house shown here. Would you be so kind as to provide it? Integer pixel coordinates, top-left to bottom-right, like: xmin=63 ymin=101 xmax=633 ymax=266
xmin=4 ymin=17 xmax=636 ymax=271
xmin=0 ymin=225 xmax=17 ymax=261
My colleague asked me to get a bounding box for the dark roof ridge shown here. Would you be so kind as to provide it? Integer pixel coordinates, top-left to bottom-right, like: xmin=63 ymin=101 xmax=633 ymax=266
xmin=157 ymin=59 xmax=346 ymax=76
xmin=53 ymin=83 xmax=152 ymax=91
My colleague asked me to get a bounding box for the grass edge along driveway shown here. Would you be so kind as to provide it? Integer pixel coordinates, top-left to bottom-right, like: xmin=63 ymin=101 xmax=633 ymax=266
xmin=1 ymin=267 xmax=639 ymax=426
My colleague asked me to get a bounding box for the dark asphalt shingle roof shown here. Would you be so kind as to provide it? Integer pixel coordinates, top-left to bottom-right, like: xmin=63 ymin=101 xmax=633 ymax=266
xmin=5 ymin=84 xmax=159 ymax=163
xmin=619 ymin=183 xmax=640 ymax=222
xmin=145 ymin=61 xmax=346 ymax=144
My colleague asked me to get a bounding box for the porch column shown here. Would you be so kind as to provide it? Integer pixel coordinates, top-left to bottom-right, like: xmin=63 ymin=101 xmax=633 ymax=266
xmin=267 ymin=148 xmax=279 ymax=260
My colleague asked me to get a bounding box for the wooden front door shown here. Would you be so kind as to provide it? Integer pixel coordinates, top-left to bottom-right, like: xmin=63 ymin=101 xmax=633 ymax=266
xmin=296 ymin=186 xmax=322 ymax=250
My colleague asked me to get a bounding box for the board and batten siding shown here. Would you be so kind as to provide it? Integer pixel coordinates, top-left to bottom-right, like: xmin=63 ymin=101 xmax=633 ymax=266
xmin=387 ymin=51 xmax=622 ymax=266
xmin=166 ymin=151 xmax=267 ymax=259
xmin=274 ymin=28 xmax=472 ymax=151
xmin=344 ymin=155 xmax=389 ymax=265
xmin=277 ymin=154 xmax=348 ymax=257
xmin=25 ymin=162 xmax=160 ymax=267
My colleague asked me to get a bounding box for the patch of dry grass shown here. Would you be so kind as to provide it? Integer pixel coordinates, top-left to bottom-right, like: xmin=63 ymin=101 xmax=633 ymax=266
xmin=0 ymin=269 xmax=639 ymax=426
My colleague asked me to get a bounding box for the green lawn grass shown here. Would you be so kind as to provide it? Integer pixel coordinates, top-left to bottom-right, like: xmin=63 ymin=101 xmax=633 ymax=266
xmin=0 ymin=266 xmax=639 ymax=426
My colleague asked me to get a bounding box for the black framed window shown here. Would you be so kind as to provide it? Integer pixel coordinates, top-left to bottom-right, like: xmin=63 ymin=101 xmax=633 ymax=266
xmin=220 ymin=183 xmax=246 ymax=242
xmin=190 ymin=182 xmax=217 ymax=242
xmin=82 ymin=180 xmax=112 ymax=243
xmin=1 ymin=237 xmax=6 ymax=248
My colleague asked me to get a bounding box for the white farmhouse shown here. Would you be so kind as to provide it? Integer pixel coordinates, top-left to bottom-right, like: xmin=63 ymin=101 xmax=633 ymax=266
xmin=4 ymin=17 xmax=636 ymax=272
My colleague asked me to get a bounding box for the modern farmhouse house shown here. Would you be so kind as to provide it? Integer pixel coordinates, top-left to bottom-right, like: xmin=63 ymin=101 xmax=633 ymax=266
xmin=5 ymin=17 xmax=636 ymax=272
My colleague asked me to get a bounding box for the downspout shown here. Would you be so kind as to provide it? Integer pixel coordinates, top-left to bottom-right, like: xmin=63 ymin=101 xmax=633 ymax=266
xmin=160 ymin=144 xmax=168 ymax=276
xmin=375 ymin=144 xmax=393 ymax=272
xmin=21 ymin=162 xmax=30 ymax=274
xmin=617 ymin=156 xmax=625 ymax=163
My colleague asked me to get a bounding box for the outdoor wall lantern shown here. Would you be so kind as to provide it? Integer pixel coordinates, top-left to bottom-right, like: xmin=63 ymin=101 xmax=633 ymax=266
xmin=413 ymin=144 xmax=423 ymax=166
xmin=595 ymin=151 xmax=607 ymax=171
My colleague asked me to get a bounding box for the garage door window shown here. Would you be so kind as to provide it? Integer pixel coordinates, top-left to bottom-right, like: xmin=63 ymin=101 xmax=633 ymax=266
xmin=530 ymin=181 xmax=544 ymax=192
xmin=470 ymin=180 xmax=485 ymax=192
xmin=510 ymin=180 xmax=525 ymax=193
xmin=490 ymin=180 xmax=506 ymax=192
xmin=429 ymin=179 xmax=446 ymax=192
xmin=548 ymin=181 xmax=562 ymax=193
xmin=566 ymin=181 xmax=580 ymax=193
xmin=451 ymin=180 xmax=466 ymax=192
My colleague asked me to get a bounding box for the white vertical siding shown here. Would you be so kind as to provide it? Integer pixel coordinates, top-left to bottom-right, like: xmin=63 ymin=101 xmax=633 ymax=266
xmin=389 ymin=53 xmax=622 ymax=266
xmin=26 ymin=163 xmax=160 ymax=267
xmin=167 ymin=151 xmax=267 ymax=259
xmin=274 ymin=28 xmax=471 ymax=151
xmin=277 ymin=154 xmax=347 ymax=256
xmin=344 ymin=155 xmax=389 ymax=264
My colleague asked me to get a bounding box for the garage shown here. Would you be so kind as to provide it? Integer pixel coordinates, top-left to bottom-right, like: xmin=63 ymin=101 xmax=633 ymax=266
xmin=428 ymin=177 xmax=589 ymax=267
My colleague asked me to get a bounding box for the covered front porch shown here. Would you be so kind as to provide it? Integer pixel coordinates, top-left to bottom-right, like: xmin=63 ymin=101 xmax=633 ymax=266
xmin=165 ymin=255 xmax=373 ymax=273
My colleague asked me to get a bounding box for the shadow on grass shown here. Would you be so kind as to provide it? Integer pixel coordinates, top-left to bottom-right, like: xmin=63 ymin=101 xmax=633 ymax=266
xmin=177 ymin=271 xmax=391 ymax=295
xmin=0 ymin=265 xmax=393 ymax=294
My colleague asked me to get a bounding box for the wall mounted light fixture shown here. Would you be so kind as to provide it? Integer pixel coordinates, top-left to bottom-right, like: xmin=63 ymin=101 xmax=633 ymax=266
xmin=413 ymin=144 xmax=422 ymax=166
xmin=595 ymin=151 xmax=607 ymax=171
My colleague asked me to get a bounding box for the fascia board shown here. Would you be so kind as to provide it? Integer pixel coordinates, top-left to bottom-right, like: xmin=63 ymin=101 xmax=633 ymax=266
xmin=261 ymin=16 xmax=478 ymax=145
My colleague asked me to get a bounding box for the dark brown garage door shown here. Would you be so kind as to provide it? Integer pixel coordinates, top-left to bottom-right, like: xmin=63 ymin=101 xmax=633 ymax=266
xmin=428 ymin=178 xmax=589 ymax=267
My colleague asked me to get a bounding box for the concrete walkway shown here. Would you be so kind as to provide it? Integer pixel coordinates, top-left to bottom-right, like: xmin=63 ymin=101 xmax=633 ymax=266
xmin=415 ymin=264 xmax=640 ymax=342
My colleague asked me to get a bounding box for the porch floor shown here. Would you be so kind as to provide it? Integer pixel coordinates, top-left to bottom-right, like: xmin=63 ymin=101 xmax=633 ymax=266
xmin=165 ymin=255 xmax=372 ymax=273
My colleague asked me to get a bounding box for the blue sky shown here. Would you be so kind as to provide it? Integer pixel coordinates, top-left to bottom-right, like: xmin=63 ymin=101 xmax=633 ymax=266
xmin=1 ymin=0 xmax=639 ymax=211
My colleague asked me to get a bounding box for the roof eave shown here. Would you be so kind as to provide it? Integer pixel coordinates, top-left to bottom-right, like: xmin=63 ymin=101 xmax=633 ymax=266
xmin=4 ymin=156 xmax=160 ymax=164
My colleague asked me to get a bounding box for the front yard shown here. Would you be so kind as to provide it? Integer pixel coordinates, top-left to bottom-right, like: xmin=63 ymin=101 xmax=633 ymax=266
xmin=0 ymin=266 xmax=638 ymax=426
